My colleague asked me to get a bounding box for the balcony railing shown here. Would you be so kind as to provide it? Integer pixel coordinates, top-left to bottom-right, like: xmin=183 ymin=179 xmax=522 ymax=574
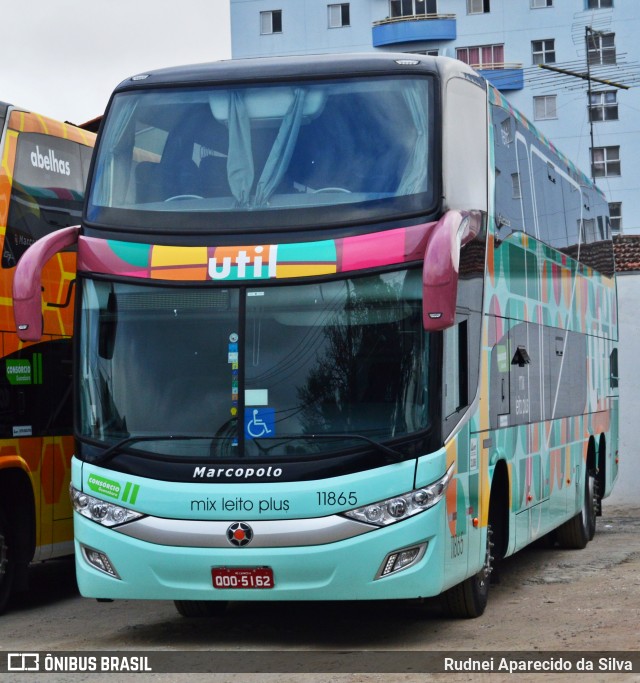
xmin=372 ymin=13 xmax=456 ymax=27
xmin=372 ymin=14 xmax=456 ymax=46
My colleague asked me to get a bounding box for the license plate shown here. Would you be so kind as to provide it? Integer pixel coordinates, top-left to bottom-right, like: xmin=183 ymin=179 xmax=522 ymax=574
xmin=211 ymin=567 xmax=274 ymax=589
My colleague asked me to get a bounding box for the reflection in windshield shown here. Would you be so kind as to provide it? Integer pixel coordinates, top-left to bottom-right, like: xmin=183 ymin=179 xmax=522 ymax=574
xmin=87 ymin=76 xmax=434 ymax=230
xmin=78 ymin=270 xmax=431 ymax=460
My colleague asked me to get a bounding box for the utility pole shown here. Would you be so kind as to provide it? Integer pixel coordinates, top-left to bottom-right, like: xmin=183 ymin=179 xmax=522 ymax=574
xmin=586 ymin=26 xmax=597 ymax=183
xmin=538 ymin=26 xmax=628 ymax=183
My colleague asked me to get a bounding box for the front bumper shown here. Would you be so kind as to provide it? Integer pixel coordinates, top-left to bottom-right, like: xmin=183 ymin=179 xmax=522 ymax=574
xmin=74 ymin=503 xmax=447 ymax=602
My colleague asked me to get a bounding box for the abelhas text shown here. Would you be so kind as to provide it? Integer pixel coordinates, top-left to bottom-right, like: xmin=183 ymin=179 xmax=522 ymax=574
xmin=30 ymin=146 xmax=71 ymax=176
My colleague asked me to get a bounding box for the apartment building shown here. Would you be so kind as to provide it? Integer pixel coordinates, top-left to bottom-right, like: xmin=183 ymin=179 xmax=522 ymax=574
xmin=230 ymin=0 xmax=638 ymax=233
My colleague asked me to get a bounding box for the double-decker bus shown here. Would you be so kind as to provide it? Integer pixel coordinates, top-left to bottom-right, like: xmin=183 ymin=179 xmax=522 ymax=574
xmin=0 ymin=103 xmax=95 ymax=613
xmin=14 ymin=54 xmax=618 ymax=618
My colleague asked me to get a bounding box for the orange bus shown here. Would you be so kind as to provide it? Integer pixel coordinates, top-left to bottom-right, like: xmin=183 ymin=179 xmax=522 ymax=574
xmin=0 ymin=102 xmax=95 ymax=613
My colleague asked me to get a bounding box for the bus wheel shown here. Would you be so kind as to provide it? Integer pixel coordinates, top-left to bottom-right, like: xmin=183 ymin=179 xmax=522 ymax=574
xmin=556 ymin=470 xmax=597 ymax=550
xmin=441 ymin=526 xmax=493 ymax=619
xmin=0 ymin=507 xmax=15 ymax=615
xmin=174 ymin=600 xmax=228 ymax=618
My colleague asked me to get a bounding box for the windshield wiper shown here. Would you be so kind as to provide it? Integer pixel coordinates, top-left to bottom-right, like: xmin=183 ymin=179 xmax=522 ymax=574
xmin=86 ymin=432 xmax=406 ymax=466
xmin=87 ymin=435 xmax=216 ymax=465
xmin=251 ymin=433 xmax=405 ymax=464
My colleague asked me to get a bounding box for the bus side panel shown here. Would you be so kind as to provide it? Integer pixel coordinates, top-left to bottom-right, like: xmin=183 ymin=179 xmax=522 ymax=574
xmin=441 ymin=434 xmax=470 ymax=588
xmin=486 ymin=236 xmax=616 ymax=553
xmin=486 ymin=90 xmax=617 ymax=554
xmin=439 ymin=421 xmax=489 ymax=591
xmin=0 ymin=111 xmax=93 ymax=572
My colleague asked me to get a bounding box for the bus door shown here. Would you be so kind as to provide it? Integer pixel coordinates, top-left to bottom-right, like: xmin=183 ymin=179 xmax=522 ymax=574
xmin=508 ymin=321 xmax=545 ymax=546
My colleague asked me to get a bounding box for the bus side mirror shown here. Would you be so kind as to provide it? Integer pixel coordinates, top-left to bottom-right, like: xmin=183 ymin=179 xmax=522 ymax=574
xmin=422 ymin=210 xmax=481 ymax=332
xmin=13 ymin=225 xmax=81 ymax=341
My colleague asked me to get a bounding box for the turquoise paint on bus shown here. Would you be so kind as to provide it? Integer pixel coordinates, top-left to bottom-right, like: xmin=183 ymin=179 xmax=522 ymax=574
xmin=16 ymin=54 xmax=617 ymax=619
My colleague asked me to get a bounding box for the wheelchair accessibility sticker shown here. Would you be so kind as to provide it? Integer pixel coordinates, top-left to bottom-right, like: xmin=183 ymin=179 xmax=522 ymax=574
xmin=245 ymin=407 xmax=275 ymax=439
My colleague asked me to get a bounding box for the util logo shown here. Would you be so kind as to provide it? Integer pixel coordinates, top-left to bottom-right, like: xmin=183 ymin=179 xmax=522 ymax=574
xmin=30 ymin=145 xmax=71 ymax=176
xmin=208 ymin=245 xmax=278 ymax=280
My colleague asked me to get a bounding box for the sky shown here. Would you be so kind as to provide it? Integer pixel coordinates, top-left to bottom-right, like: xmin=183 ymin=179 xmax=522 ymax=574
xmin=2 ymin=0 xmax=231 ymax=126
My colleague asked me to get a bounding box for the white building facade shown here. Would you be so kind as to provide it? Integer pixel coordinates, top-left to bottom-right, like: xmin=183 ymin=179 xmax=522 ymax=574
xmin=230 ymin=0 xmax=639 ymax=234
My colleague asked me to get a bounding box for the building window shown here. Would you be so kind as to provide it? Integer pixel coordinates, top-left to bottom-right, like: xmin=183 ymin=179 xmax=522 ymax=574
xmin=531 ymin=0 xmax=553 ymax=7
xmin=581 ymin=218 xmax=598 ymax=243
xmin=532 ymin=39 xmax=556 ymax=64
xmin=591 ymin=146 xmax=620 ymax=177
xmin=390 ymin=0 xmax=437 ymax=18
xmin=587 ymin=32 xmax=616 ymax=65
xmin=260 ymin=10 xmax=282 ymax=34
xmin=534 ymin=95 xmax=557 ymax=120
xmin=587 ymin=0 xmax=613 ymax=8
xmin=589 ymin=91 xmax=618 ymax=122
xmin=609 ymin=202 xmax=622 ymax=233
xmin=456 ymin=44 xmax=504 ymax=69
xmin=467 ymin=0 xmax=490 ymax=13
xmin=328 ymin=3 xmax=350 ymax=28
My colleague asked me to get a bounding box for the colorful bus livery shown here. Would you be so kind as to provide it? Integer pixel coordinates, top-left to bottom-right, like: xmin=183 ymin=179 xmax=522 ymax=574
xmin=14 ymin=54 xmax=617 ymax=618
xmin=0 ymin=103 xmax=95 ymax=613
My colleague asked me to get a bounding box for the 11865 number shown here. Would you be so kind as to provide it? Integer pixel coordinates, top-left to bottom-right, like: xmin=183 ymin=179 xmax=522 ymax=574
xmin=316 ymin=491 xmax=358 ymax=507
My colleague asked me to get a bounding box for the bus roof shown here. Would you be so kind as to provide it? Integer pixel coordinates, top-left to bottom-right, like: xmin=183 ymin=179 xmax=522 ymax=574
xmin=113 ymin=52 xmax=478 ymax=92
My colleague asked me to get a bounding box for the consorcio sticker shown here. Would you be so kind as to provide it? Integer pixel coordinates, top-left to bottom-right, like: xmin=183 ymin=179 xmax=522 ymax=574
xmin=87 ymin=474 xmax=122 ymax=500
xmin=87 ymin=474 xmax=140 ymax=504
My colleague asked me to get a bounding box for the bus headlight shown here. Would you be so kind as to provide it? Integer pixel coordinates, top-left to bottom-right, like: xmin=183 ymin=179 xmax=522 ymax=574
xmin=70 ymin=486 xmax=145 ymax=527
xmin=342 ymin=464 xmax=454 ymax=527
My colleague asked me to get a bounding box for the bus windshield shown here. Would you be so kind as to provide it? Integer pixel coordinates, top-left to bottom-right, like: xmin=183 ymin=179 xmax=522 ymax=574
xmin=78 ymin=269 xmax=432 ymax=460
xmin=86 ymin=76 xmax=436 ymax=232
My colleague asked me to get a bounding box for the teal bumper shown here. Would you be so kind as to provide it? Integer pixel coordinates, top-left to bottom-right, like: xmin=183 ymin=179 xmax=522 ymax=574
xmin=74 ymin=504 xmax=447 ymax=602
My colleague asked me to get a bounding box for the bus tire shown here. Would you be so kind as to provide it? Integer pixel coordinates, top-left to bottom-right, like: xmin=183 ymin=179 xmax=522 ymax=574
xmin=556 ymin=469 xmax=596 ymax=550
xmin=441 ymin=525 xmax=492 ymax=619
xmin=0 ymin=506 xmax=15 ymax=615
xmin=174 ymin=600 xmax=228 ymax=618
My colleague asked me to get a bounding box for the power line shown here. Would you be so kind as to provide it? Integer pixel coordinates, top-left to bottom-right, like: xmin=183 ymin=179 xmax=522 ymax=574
xmin=537 ymin=63 xmax=630 ymax=90
xmin=523 ymin=55 xmax=640 ymax=91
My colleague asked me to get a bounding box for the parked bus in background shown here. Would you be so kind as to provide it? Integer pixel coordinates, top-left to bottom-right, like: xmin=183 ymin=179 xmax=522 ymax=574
xmin=0 ymin=103 xmax=95 ymax=613
xmin=14 ymin=54 xmax=618 ymax=618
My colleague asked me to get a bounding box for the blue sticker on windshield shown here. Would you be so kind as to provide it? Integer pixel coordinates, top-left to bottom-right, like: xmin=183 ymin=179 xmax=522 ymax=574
xmin=245 ymin=408 xmax=275 ymax=440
